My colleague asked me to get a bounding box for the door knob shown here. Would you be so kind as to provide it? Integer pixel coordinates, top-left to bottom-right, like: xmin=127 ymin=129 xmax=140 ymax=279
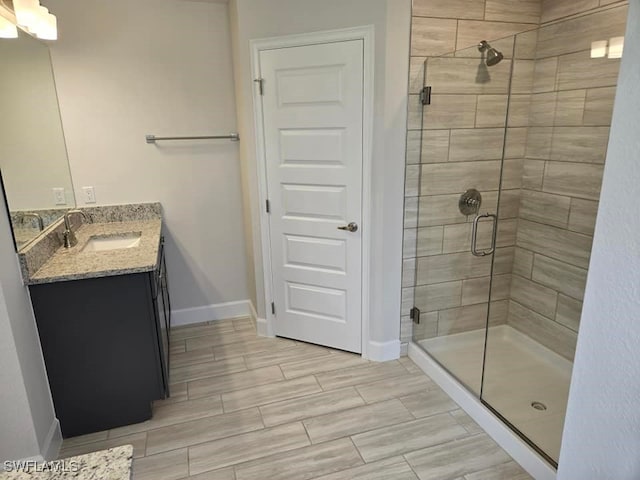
xmin=337 ymin=222 xmax=358 ymax=232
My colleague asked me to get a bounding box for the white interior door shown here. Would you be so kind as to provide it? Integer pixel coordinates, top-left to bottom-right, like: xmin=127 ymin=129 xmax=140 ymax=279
xmin=259 ymin=40 xmax=364 ymax=353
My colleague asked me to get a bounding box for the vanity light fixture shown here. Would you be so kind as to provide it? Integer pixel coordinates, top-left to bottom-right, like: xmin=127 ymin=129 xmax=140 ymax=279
xmin=0 ymin=0 xmax=56 ymax=40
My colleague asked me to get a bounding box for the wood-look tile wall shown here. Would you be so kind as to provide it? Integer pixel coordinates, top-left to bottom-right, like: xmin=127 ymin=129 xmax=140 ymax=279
xmin=507 ymin=1 xmax=628 ymax=360
xmin=402 ymin=0 xmax=540 ymax=347
xmin=402 ymin=0 xmax=629 ymax=356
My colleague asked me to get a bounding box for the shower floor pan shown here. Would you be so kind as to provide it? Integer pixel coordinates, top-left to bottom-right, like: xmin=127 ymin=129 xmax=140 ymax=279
xmin=418 ymin=325 xmax=573 ymax=463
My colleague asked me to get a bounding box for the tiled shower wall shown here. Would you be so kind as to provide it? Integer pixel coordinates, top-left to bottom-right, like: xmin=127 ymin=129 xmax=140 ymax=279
xmin=402 ymin=0 xmax=629 ymax=354
xmin=507 ymin=1 xmax=629 ymax=360
xmin=401 ymin=0 xmax=541 ymax=348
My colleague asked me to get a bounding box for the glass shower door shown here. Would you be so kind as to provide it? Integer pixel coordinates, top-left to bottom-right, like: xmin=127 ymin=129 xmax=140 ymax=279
xmin=410 ymin=35 xmax=516 ymax=396
xmin=481 ymin=8 xmax=628 ymax=466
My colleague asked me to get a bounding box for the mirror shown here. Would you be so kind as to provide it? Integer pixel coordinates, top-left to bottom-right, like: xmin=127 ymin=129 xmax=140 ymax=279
xmin=0 ymin=28 xmax=75 ymax=251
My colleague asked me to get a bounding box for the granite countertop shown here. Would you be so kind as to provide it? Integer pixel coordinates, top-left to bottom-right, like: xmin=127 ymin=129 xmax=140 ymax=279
xmin=0 ymin=445 xmax=132 ymax=479
xmin=28 ymin=220 xmax=162 ymax=285
xmin=14 ymin=226 xmax=41 ymax=250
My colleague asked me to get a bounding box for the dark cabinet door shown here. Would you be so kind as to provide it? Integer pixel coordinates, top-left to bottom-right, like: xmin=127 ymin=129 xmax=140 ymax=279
xmin=154 ymin=239 xmax=170 ymax=396
xmin=161 ymin=251 xmax=171 ymax=368
xmin=162 ymin=251 xmax=172 ymax=333
xmin=154 ymin=286 xmax=168 ymax=395
xmin=30 ymin=274 xmax=161 ymax=437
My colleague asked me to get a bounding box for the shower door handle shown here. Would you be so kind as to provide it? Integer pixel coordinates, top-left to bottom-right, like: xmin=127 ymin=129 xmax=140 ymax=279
xmin=471 ymin=213 xmax=497 ymax=257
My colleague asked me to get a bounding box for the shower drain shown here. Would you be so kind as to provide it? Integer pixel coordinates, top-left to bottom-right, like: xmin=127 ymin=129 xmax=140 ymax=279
xmin=531 ymin=401 xmax=547 ymax=411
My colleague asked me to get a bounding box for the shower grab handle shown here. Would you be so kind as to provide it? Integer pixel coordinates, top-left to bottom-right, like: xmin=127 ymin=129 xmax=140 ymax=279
xmin=471 ymin=213 xmax=498 ymax=257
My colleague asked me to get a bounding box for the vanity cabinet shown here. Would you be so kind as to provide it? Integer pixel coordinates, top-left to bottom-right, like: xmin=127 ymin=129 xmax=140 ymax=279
xmin=29 ymin=238 xmax=171 ymax=438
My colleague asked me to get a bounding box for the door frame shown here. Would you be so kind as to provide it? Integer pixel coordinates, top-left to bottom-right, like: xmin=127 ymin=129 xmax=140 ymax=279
xmin=250 ymin=25 xmax=375 ymax=358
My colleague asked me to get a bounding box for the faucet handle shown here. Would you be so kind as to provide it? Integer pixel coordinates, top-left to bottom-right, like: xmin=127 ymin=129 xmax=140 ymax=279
xmin=64 ymin=209 xmax=87 ymax=229
xmin=19 ymin=212 xmax=45 ymax=231
xmin=65 ymin=209 xmax=88 ymax=221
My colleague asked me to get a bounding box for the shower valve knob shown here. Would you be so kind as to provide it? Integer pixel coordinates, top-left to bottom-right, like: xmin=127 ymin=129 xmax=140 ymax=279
xmin=459 ymin=189 xmax=483 ymax=216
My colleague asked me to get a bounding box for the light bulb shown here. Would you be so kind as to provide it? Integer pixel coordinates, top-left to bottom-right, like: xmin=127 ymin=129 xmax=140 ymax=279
xmin=12 ymin=0 xmax=40 ymax=28
xmin=31 ymin=5 xmax=46 ymax=31
xmin=0 ymin=14 xmax=18 ymax=38
xmin=35 ymin=8 xmax=57 ymax=40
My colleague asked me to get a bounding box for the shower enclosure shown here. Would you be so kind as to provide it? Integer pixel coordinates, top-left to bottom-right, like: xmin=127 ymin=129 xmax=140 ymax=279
xmin=405 ymin=4 xmax=628 ymax=468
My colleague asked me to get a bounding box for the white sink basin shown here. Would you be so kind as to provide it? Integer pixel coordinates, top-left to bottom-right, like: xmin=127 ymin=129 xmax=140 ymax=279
xmin=82 ymin=233 xmax=142 ymax=252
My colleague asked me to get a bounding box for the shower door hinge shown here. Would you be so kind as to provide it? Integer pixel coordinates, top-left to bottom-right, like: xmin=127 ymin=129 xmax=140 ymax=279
xmin=254 ymin=77 xmax=265 ymax=95
xmin=271 ymin=302 xmax=276 ymax=315
xmin=265 ymin=199 xmax=271 ymax=213
xmin=410 ymin=306 xmax=421 ymax=324
xmin=420 ymin=86 xmax=432 ymax=106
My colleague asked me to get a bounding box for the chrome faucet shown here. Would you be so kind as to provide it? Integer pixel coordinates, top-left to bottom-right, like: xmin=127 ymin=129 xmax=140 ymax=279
xmin=20 ymin=212 xmax=44 ymax=231
xmin=63 ymin=210 xmax=88 ymax=248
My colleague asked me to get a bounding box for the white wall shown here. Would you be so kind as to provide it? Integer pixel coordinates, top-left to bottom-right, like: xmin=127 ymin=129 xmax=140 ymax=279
xmin=0 ymin=192 xmax=59 ymax=461
xmin=558 ymin=1 xmax=640 ymax=477
xmin=229 ymin=0 xmax=411 ymax=357
xmin=46 ymin=0 xmax=250 ymax=317
xmin=0 ymin=291 xmax=39 ymax=462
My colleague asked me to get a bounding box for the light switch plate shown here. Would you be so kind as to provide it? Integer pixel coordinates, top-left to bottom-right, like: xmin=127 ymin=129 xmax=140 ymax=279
xmin=53 ymin=187 xmax=66 ymax=205
xmin=82 ymin=186 xmax=96 ymax=204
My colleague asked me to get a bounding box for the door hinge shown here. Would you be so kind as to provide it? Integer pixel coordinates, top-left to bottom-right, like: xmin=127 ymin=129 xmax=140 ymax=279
xmin=420 ymin=86 xmax=432 ymax=106
xmin=265 ymin=199 xmax=271 ymax=213
xmin=271 ymin=302 xmax=276 ymax=315
xmin=254 ymin=77 xmax=265 ymax=96
xmin=410 ymin=306 xmax=421 ymax=325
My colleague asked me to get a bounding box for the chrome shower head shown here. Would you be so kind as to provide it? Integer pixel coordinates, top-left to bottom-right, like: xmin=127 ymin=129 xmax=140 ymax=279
xmin=478 ymin=40 xmax=504 ymax=66
xmin=486 ymin=48 xmax=504 ymax=66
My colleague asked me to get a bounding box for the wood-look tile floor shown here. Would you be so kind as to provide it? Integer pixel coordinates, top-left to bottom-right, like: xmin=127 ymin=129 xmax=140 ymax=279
xmin=58 ymin=318 xmax=532 ymax=480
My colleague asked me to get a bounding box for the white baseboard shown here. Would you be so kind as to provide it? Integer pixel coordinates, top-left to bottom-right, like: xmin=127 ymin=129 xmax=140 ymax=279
xmin=408 ymin=343 xmax=557 ymax=480
xmin=248 ymin=301 xmax=258 ymax=327
xmin=256 ymin=317 xmax=273 ymax=337
xmin=171 ymin=300 xmax=254 ymax=327
xmin=367 ymin=339 xmax=401 ymax=362
xmin=41 ymin=418 xmax=62 ymax=461
xmin=11 ymin=418 xmax=61 ymax=464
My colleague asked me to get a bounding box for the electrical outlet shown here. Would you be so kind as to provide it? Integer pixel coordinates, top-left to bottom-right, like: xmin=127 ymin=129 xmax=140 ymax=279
xmin=82 ymin=186 xmax=96 ymax=204
xmin=53 ymin=187 xmax=66 ymax=205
